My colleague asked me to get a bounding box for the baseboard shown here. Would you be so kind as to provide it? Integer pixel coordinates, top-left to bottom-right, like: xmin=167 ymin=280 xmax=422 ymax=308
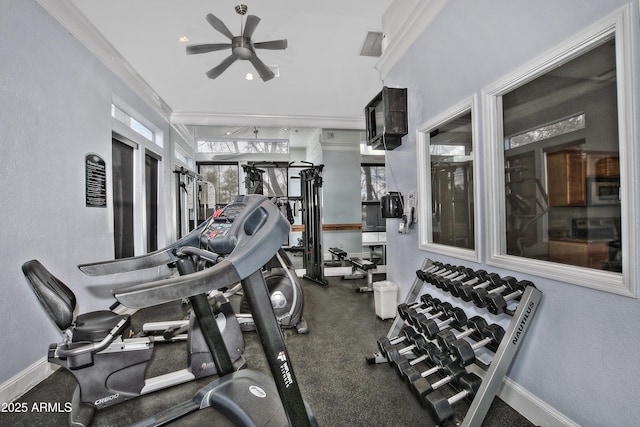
xmin=0 ymin=358 xmax=57 ymax=404
xmin=498 ymin=376 xmax=580 ymax=427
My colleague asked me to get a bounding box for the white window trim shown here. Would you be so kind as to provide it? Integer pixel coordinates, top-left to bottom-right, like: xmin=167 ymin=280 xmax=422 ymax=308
xmin=417 ymin=95 xmax=480 ymax=263
xmin=482 ymin=5 xmax=636 ymax=297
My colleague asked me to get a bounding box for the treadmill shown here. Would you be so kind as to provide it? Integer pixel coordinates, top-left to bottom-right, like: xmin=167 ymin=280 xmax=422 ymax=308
xmin=112 ymin=195 xmax=316 ymax=427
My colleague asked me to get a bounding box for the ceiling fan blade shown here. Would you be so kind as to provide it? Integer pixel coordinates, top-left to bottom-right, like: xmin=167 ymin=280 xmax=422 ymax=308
xmin=248 ymin=54 xmax=275 ymax=81
xmin=186 ymin=43 xmax=231 ymax=55
xmin=206 ymin=13 xmax=235 ymax=40
xmin=243 ymin=15 xmax=261 ymax=39
xmin=206 ymin=55 xmax=238 ymax=79
xmin=253 ymin=39 xmax=288 ymax=50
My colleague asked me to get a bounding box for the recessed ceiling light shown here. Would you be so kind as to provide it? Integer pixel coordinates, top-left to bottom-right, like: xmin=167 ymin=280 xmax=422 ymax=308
xmin=245 ymin=73 xmax=254 ymax=81
xmin=179 ymin=36 xmax=189 ymax=43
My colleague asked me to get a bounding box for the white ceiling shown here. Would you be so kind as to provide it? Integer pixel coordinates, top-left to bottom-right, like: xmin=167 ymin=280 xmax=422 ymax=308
xmin=64 ymin=0 xmax=394 ymax=130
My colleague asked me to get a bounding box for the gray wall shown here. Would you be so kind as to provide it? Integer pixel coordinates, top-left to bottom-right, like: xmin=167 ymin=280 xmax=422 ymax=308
xmin=0 ymin=0 xmax=173 ymax=386
xmin=383 ymin=1 xmax=640 ymax=426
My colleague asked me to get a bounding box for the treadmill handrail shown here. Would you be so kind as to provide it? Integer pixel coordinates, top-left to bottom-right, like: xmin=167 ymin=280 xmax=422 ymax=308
xmin=78 ymin=216 xmax=213 ymax=276
xmin=114 ymin=196 xmax=290 ymax=309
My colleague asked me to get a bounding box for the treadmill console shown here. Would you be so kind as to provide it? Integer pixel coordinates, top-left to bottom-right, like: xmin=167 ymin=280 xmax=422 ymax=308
xmin=200 ymin=196 xmax=253 ymax=255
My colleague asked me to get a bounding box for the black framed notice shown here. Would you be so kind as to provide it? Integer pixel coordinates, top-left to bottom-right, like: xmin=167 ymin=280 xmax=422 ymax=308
xmin=85 ymin=153 xmax=107 ymax=207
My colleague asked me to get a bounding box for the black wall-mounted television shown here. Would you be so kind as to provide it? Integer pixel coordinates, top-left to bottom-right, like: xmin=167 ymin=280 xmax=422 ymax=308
xmin=365 ymin=86 xmax=408 ymax=150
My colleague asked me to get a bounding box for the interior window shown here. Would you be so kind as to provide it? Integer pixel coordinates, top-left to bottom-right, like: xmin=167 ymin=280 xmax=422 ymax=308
xmin=502 ymin=37 xmax=621 ymax=273
xmin=430 ymin=111 xmax=474 ymax=250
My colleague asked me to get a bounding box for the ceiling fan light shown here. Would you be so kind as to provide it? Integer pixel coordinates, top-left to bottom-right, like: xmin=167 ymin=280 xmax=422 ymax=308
xmin=233 ymin=46 xmax=253 ymax=59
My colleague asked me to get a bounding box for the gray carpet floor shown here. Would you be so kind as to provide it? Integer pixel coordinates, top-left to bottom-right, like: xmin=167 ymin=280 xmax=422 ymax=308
xmin=1 ymin=273 xmax=534 ymax=426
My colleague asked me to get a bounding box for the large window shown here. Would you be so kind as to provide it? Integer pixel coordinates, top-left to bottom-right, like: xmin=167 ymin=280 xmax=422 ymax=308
xmin=361 ymin=164 xmax=385 ymax=232
xmin=261 ymin=166 xmax=288 ymax=197
xmin=198 ymin=163 xmax=239 ymax=210
xmin=197 ymin=139 xmax=289 ymax=154
xmin=417 ymin=98 xmax=478 ymax=261
xmin=484 ymin=7 xmax=635 ymax=296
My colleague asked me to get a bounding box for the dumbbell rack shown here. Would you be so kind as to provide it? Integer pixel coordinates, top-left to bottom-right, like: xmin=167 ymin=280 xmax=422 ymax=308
xmin=367 ymin=258 xmax=542 ymax=426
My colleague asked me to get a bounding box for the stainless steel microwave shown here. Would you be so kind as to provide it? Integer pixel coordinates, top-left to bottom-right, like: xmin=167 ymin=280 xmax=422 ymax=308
xmin=586 ymin=177 xmax=620 ymax=205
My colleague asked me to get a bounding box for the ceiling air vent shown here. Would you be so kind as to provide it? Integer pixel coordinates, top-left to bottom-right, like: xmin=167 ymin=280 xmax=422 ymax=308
xmin=360 ymin=31 xmax=383 ymax=57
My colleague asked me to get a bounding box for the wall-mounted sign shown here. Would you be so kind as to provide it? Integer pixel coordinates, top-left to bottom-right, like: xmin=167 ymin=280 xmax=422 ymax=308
xmin=85 ymin=153 xmax=106 ymax=208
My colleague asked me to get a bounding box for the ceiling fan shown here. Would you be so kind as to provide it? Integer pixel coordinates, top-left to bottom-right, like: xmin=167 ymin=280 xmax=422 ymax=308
xmin=186 ymin=4 xmax=288 ymax=81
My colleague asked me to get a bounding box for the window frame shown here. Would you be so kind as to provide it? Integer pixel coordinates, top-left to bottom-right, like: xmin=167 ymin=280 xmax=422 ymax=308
xmin=417 ymin=95 xmax=480 ymax=262
xmin=482 ymin=5 xmax=636 ymax=297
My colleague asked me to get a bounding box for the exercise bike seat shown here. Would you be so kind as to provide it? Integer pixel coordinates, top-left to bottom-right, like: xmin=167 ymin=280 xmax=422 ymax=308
xmin=22 ymin=259 xmax=130 ymax=343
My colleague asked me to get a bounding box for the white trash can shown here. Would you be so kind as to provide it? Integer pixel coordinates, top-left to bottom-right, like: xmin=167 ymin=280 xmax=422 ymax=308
xmin=373 ymin=281 xmax=398 ymax=319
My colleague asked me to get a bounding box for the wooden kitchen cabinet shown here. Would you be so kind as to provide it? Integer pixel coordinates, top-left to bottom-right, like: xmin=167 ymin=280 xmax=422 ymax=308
xmin=547 ymin=151 xmax=587 ymax=206
xmin=548 ymin=239 xmax=610 ymax=269
xmin=546 ymin=150 xmax=619 ymax=206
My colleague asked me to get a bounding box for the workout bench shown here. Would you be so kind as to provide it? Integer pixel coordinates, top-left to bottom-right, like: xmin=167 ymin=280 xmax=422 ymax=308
xmin=326 ymin=247 xmax=347 ymax=267
xmin=327 ymin=247 xmax=378 ymax=292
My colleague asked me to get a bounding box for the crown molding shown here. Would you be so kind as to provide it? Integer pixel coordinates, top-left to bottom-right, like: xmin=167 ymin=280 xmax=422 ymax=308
xmin=171 ymin=111 xmax=366 ymax=130
xmin=36 ymin=0 xmax=172 ymax=120
xmin=376 ymin=0 xmax=449 ymax=80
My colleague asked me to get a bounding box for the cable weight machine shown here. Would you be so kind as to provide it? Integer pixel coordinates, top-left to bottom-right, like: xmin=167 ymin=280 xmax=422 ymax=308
xmin=297 ymin=163 xmax=327 ymax=286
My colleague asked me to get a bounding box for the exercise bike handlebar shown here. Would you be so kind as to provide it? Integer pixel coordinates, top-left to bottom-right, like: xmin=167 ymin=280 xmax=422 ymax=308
xmin=114 ymin=195 xmax=290 ymax=309
xmin=55 ymin=318 xmax=129 ymax=358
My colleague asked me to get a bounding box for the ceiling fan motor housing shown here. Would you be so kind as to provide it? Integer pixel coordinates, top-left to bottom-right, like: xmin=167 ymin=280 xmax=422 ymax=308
xmin=232 ymin=37 xmax=254 ymax=59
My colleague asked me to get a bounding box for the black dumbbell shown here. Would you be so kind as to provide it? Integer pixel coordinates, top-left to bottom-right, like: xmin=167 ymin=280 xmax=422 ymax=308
xmin=409 ymin=301 xmax=452 ymax=328
xmin=400 ymin=346 xmax=452 ymax=384
xmin=446 ymin=270 xmax=487 ymax=297
xmin=412 ymin=361 xmax=467 ymax=402
xmin=416 ymin=263 xmax=444 ymax=280
xmin=436 ymin=316 xmax=488 ymax=352
xmin=457 ymin=273 xmax=502 ymax=302
xmin=486 ymin=280 xmax=533 ymax=315
xmin=449 ymin=324 xmax=505 ymax=367
xmin=431 ymin=267 xmax=468 ymax=289
xmin=404 ymin=298 xmax=443 ymax=325
xmin=418 ymin=307 xmax=468 ymax=340
xmin=395 ymin=342 xmax=446 ymax=380
xmin=421 ymin=264 xmax=457 ymax=283
xmin=377 ymin=326 xmax=419 ymax=356
xmin=470 ymin=276 xmax=517 ymax=308
xmin=386 ymin=334 xmax=430 ymax=365
xmin=425 ymin=373 xmax=483 ymax=423
xmin=397 ymin=294 xmax=435 ymax=321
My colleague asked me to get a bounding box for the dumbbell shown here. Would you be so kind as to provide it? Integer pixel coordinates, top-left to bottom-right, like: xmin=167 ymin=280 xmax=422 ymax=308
xmin=486 ymin=280 xmax=533 ymax=315
xmin=470 ymin=276 xmax=517 ymax=308
xmin=415 ymin=263 xmax=444 ymax=280
xmin=436 ymin=316 xmax=488 ymax=352
xmin=425 ymin=373 xmax=483 ymax=423
xmin=412 ymin=361 xmax=467 ymax=402
xmin=397 ymin=294 xmax=435 ymax=321
xmin=404 ymin=298 xmax=442 ymax=325
xmin=457 ymin=272 xmax=503 ymax=302
xmin=398 ymin=344 xmax=451 ymax=383
xmin=449 ymin=324 xmax=505 ymax=367
xmin=418 ymin=307 xmax=468 ymax=340
xmin=433 ymin=267 xmax=474 ymax=290
xmin=409 ymin=302 xmax=453 ymax=329
xmin=386 ymin=334 xmax=431 ymax=366
xmin=446 ymin=270 xmax=487 ymax=297
xmin=377 ymin=325 xmax=419 ymax=356
xmin=428 ymin=266 xmax=466 ymax=289
xmin=420 ymin=264 xmax=457 ymax=283
xmin=394 ymin=341 xmax=446 ymax=379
